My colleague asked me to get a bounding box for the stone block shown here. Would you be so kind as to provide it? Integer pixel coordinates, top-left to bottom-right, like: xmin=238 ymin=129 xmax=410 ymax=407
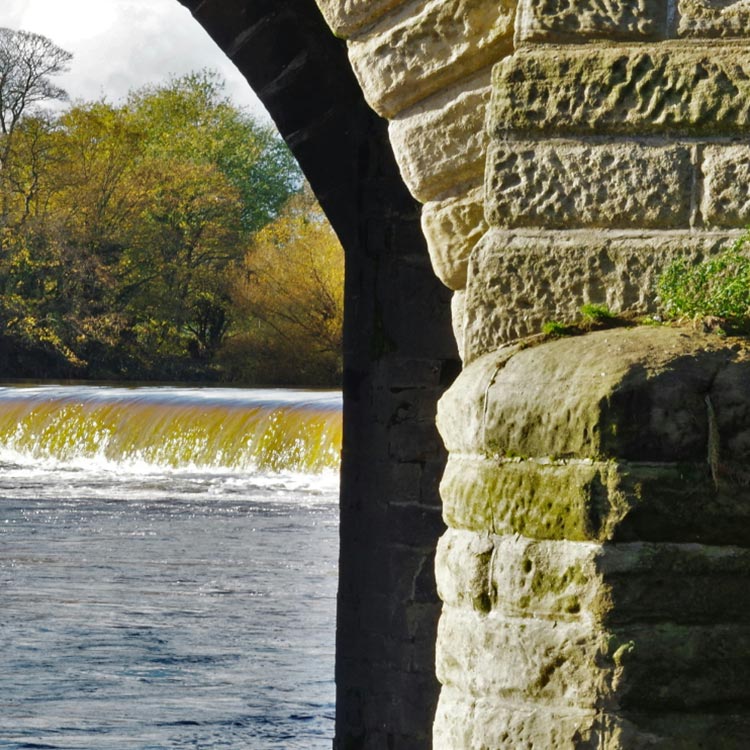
xmin=436 ymin=528 xmax=750 ymax=622
xmin=388 ymin=421 xmax=444 ymax=462
xmin=419 ymin=454 xmax=448 ymax=507
xmin=314 ymin=0 xmax=407 ymax=38
xmin=437 ymin=607 xmax=750 ymax=712
xmin=702 ymin=144 xmax=750 ymax=227
xmin=348 ymin=0 xmax=515 ymax=118
xmin=678 ymin=0 xmax=750 ymax=37
xmin=386 ymin=357 xmax=443 ymax=388
xmin=436 ymin=607 xmax=609 ymax=703
xmin=386 ymin=502 xmax=445 ymax=546
xmin=422 ymin=186 xmax=485 ymax=290
xmin=434 ymin=688 xmax=600 ymax=749
xmin=614 ymin=622 xmax=750 ymax=710
xmin=435 ymin=528 xmax=497 ymax=613
xmin=486 ymin=141 xmax=693 ymax=229
xmin=515 ymin=0 xmax=667 ymax=44
xmin=462 ymin=229 xmax=739 ymax=355
xmin=434 ymin=686 xmax=750 ymax=749
xmin=490 ymin=46 xmax=750 ymax=137
xmin=389 ymin=73 xmax=490 ymax=202
xmin=440 ymin=455 xmax=750 ymax=545
xmin=439 ymin=326 xmax=750 ymax=464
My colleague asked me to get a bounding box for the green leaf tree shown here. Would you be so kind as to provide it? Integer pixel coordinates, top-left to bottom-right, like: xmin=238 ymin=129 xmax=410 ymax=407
xmin=128 ymin=71 xmax=301 ymax=234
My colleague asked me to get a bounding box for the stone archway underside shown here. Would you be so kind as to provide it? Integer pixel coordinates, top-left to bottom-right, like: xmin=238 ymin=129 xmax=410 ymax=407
xmin=181 ymin=1 xmax=750 ymax=749
xmin=178 ymin=2 xmax=458 ymax=749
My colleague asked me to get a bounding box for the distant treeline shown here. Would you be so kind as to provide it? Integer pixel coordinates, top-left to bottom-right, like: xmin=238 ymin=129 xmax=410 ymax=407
xmin=0 ymin=28 xmax=343 ymax=386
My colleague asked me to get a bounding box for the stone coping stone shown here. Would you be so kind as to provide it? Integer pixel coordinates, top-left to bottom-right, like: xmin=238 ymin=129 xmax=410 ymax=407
xmin=439 ymin=326 xmax=750 ymax=463
xmin=436 ymin=528 xmax=750 ymax=622
xmin=490 ymin=44 xmax=750 ymax=137
xmin=462 ymin=229 xmax=740 ymax=358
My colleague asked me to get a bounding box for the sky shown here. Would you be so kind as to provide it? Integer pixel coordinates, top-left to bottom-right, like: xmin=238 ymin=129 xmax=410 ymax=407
xmin=1 ymin=0 xmax=269 ymax=119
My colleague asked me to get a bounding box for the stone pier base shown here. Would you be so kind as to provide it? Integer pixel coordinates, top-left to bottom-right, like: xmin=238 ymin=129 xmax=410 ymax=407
xmin=434 ymin=326 xmax=750 ymax=749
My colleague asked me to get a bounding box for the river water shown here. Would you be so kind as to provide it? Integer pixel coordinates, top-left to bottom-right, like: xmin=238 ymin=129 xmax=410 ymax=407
xmin=0 ymin=385 xmax=341 ymax=749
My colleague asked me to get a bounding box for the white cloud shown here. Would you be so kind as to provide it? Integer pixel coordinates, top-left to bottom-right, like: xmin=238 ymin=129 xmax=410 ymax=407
xmin=0 ymin=0 xmax=269 ymax=119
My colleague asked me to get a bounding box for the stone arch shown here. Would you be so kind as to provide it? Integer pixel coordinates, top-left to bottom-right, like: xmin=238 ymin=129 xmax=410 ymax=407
xmin=177 ymin=2 xmax=458 ymax=748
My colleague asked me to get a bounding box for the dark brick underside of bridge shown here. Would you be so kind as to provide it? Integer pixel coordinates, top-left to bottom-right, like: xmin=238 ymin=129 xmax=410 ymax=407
xmin=179 ymin=2 xmax=458 ymax=747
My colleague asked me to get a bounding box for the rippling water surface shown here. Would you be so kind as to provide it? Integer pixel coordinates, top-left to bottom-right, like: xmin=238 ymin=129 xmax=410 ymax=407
xmin=0 ymin=386 xmax=340 ymax=749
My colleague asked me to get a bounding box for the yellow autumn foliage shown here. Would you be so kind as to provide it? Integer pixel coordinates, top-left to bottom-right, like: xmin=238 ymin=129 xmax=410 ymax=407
xmin=223 ymin=186 xmax=344 ymax=385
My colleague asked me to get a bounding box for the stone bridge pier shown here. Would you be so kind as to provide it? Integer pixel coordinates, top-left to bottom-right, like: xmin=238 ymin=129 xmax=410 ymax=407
xmin=182 ymin=0 xmax=750 ymax=747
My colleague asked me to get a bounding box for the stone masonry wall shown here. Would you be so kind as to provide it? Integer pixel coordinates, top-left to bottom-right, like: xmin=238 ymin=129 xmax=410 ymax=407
xmin=317 ymin=0 xmax=750 ymax=747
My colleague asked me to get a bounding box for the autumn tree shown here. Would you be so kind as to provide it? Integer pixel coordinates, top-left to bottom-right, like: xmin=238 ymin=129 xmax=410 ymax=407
xmin=3 ymin=73 xmax=302 ymax=378
xmin=115 ymin=73 xmax=302 ymax=368
xmin=225 ymin=185 xmax=344 ymax=385
xmin=0 ymin=49 xmax=342 ymax=384
xmin=119 ymin=158 xmax=244 ymax=363
xmin=0 ymin=28 xmax=73 ymax=373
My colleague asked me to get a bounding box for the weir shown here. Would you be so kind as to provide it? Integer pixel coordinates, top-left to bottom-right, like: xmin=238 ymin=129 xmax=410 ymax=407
xmin=0 ymin=386 xmax=341 ymax=474
xmin=171 ymin=1 xmax=750 ymax=747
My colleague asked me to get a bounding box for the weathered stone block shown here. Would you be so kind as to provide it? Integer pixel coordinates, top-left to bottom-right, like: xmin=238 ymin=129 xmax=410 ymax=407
xmin=315 ymin=0 xmax=407 ymax=38
xmin=434 ymin=690 xmax=599 ymax=749
xmin=440 ymin=456 xmax=621 ymax=541
xmin=348 ymin=0 xmax=515 ymax=118
xmin=702 ymin=144 xmax=750 ymax=227
xmin=436 ymin=607 xmax=609 ymax=703
xmin=678 ymin=0 xmax=750 ymax=37
xmin=485 ymin=141 xmax=693 ymax=229
xmin=438 ymin=606 xmax=750 ymax=712
xmin=387 ymin=357 xmax=444 ymax=388
xmin=490 ymin=46 xmax=750 ymax=137
xmin=614 ymin=622 xmax=750 ymax=710
xmin=463 ymin=229 xmax=739 ymax=355
xmin=422 ymin=187 xmax=485 ymax=290
xmin=515 ymin=0 xmax=667 ymax=44
xmin=388 ymin=421 xmax=444 ymax=462
xmin=439 ymin=326 xmax=750 ymax=463
xmin=389 ymin=74 xmax=491 ymax=202
xmin=437 ymin=529 xmax=600 ymax=617
xmin=435 ymin=529 xmax=497 ymax=613
xmin=440 ymin=455 xmax=750 ymax=545
xmin=434 ymin=686 xmax=750 ymax=749
xmin=436 ymin=528 xmax=750 ymax=622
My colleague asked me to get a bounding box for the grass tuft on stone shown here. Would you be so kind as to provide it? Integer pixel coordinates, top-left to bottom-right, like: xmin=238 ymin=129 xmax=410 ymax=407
xmin=541 ymin=321 xmax=578 ymax=338
xmin=579 ymin=303 xmax=615 ymax=324
xmin=658 ymin=235 xmax=750 ymax=332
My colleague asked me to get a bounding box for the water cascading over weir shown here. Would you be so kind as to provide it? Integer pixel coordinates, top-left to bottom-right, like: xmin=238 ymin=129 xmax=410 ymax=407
xmin=178 ymin=1 xmax=750 ymax=747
